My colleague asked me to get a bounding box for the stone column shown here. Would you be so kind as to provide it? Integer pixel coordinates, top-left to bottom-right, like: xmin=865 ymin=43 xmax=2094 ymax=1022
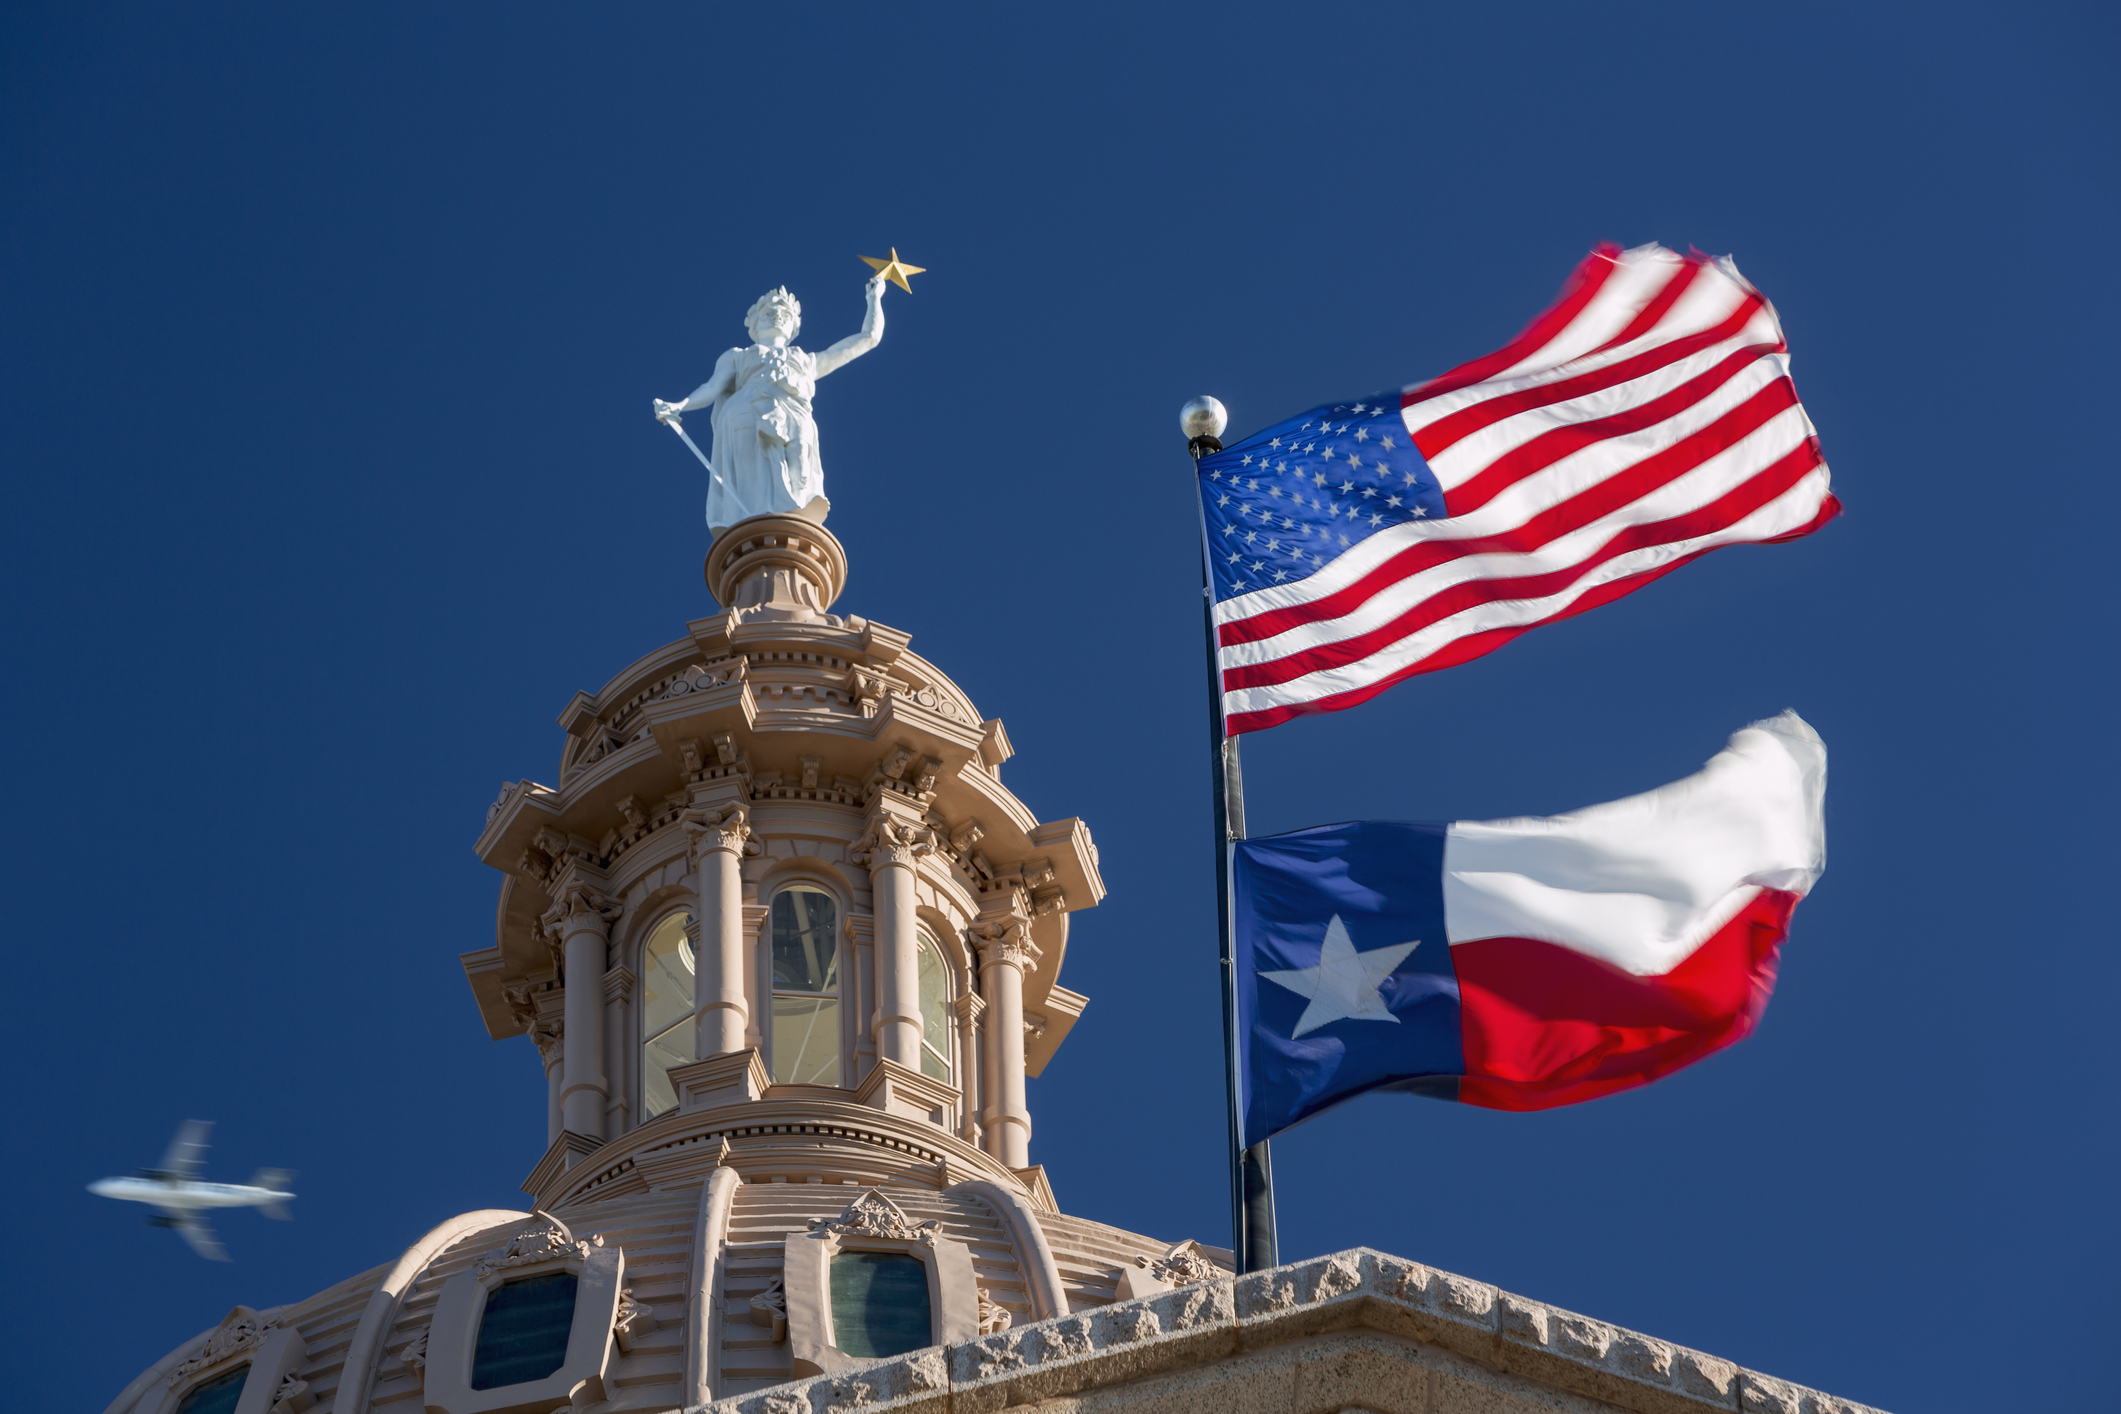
xmin=685 ymin=806 xmax=752 ymax=1056
xmin=974 ymin=917 xmax=1036 ymax=1168
xmin=859 ymin=814 xmax=932 ymax=1071
xmin=553 ymin=882 xmax=620 ymax=1142
xmin=533 ymin=1020 xmax=564 ymax=1146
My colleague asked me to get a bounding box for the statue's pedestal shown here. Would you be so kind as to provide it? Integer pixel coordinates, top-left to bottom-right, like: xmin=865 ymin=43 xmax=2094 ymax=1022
xmin=705 ymin=513 xmax=847 ymax=623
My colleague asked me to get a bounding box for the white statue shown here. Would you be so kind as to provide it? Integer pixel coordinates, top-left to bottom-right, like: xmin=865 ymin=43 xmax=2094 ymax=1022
xmin=655 ymin=276 xmax=887 ymax=537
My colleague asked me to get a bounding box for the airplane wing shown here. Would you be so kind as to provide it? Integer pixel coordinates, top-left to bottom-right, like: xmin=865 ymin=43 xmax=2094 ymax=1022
xmin=158 ymin=1120 xmax=213 ymax=1179
xmin=162 ymin=1209 xmax=229 ymax=1262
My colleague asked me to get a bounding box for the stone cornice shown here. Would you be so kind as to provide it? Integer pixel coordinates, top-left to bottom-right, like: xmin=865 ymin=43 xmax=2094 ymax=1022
xmin=691 ymin=1247 xmax=1885 ymax=1414
xmin=525 ymin=1093 xmax=1040 ymax=1214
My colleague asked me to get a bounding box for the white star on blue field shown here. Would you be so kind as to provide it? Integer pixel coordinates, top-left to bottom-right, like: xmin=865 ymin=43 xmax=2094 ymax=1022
xmin=1197 ymin=398 xmax=1446 ymax=603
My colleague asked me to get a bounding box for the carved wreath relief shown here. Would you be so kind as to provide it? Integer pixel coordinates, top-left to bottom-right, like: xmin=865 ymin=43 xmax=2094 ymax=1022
xmin=474 ymin=1210 xmax=600 ymax=1277
xmin=806 ymin=1189 xmax=939 ymax=1245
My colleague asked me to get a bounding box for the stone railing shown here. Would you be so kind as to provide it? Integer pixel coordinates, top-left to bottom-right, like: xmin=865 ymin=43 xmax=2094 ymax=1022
xmin=686 ymin=1246 xmax=1883 ymax=1414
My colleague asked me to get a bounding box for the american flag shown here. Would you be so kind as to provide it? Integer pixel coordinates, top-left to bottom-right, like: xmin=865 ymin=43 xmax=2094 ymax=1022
xmin=1199 ymin=243 xmax=1840 ymax=736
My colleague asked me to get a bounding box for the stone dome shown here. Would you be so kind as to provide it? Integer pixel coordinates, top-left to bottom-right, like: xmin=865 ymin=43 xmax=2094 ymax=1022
xmin=104 ymin=514 xmax=1882 ymax=1414
xmin=106 ymin=513 xmax=1221 ymax=1414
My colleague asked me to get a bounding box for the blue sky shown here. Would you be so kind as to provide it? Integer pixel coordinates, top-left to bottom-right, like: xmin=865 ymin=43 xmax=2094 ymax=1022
xmin=4 ymin=5 xmax=2114 ymax=1410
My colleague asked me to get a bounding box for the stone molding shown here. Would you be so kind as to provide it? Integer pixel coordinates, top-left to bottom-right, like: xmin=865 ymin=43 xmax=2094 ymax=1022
xmin=946 ymin=1180 xmax=1066 ymax=1320
xmin=524 ymin=1097 xmax=1039 ymax=1213
xmin=520 ymin=1130 xmax=603 ymax=1199
xmin=685 ymin=1165 xmax=744 ymax=1408
xmin=704 ymin=515 xmax=848 ymax=622
xmin=683 ymin=1247 xmax=1887 ymax=1414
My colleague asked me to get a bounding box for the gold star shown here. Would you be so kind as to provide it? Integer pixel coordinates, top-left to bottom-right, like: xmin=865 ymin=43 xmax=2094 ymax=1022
xmin=859 ymin=247 xmax=927 ymax=293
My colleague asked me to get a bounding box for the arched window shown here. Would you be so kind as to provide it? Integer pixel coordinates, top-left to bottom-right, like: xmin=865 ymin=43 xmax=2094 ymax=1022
xmin=915 ymin=930 xmax=952 ymax=1083
xmin=770 ymin=886 xmax=839 ymax=1084
xmin=471 ymin=1270 xmax=579 ymax=1389
xmin=640 ymin=911 xmax=694 ymax=1121
xmin=174 ymin=1367 xmax=248 ymax=1414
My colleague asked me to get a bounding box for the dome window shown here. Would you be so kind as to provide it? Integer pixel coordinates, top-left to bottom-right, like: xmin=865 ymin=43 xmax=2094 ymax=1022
xmin=639 ymin=911 xmax=696 ymax=1120
xmin=916 ymin=930 xmax=952 ymax=1083
xmin=769 ymin=887 xmax=840 ymax=1084
xmin=173 ymin=1366 xmax=248 ymax=1414
xmin=470 ymin=1270 xmax=580 ymax=1390
xmin=828 ymin=1251 xmax=933 ymax=1358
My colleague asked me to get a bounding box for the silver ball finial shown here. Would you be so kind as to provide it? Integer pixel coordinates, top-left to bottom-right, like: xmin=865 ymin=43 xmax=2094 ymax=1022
xmin=1180 ymin=396 xmax=1228 ymax=442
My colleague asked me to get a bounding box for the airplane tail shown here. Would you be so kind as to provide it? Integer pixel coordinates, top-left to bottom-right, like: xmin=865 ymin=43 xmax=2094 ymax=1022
xmin=250 ymin=1169 xmax=297 ymax=1220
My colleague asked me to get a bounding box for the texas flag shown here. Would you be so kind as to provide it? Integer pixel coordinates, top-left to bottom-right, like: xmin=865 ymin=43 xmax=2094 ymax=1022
xmin=1233 ymin=712 xmax=1826 ymax=1144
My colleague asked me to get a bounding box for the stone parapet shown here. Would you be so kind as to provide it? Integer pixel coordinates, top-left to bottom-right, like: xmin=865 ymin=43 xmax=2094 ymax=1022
xmin=685 ymin=1246 xmax=1884 ymax=1414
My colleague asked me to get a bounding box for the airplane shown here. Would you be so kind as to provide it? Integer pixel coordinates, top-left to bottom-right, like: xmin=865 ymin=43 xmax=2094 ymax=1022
xmin=89 ymin=1120 xmax=296 ymax=1261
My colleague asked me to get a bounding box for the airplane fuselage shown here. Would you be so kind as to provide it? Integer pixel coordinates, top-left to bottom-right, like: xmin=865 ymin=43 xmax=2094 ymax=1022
xmin=88 ymin=1177 xmax=294 ymax=1212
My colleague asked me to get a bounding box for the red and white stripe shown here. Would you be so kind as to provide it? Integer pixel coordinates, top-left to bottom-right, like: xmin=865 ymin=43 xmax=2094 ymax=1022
xmin=1216 ymin=244 xmax=1841 ymax=736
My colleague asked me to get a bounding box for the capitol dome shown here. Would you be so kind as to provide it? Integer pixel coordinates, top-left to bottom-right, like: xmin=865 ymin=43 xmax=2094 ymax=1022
xmin=104 ymin=515 xmax=1881 ymax=1414
xmin=105 ymin=514 xmax=1223 ymax=1414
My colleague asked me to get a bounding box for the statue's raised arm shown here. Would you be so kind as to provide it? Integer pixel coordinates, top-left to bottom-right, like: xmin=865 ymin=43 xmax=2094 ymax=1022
xmin=812 ymin=276 xmax=887 ymax=379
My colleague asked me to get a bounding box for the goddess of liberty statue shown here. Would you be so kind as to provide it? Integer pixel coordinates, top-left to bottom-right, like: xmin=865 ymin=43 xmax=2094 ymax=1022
xmin=654 ymin=275 xmax=888 ymax=538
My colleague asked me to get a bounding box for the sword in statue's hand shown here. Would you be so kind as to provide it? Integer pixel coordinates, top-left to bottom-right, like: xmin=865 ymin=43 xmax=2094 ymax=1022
xmin=653 ymin=399 xmax=722 ymax=489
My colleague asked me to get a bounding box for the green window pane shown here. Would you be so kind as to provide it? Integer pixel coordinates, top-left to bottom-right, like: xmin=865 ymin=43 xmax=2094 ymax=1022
xmin=771 ymin=889 xmax=839 ymax=993
xmin=472 ymin=1271 xmax=579 ymax=1390
xmin=916 ymin=933 xmax=950 ymax=1039
xmin=771 ymin=994 xmax=840 ymax=1084
xmin=916 ymin=932 xmax=951 ymax=1082
xmin=641 ymin=912 xmax=695 ymax=1038
xmin=641 ymin=1014 xmax=695 ymax=1120
xmin=829 ymin=1251 xmax=933 ymax=1358
xmin=919 ymin=1043 xmax=949 ymax=1081
xmin=174 ymin=1366 xmax=248 ymax=1414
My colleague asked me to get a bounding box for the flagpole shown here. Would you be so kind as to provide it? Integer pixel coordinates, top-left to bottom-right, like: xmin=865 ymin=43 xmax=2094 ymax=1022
xmin=1184 ymin=396 xmax=1278 ymax=1275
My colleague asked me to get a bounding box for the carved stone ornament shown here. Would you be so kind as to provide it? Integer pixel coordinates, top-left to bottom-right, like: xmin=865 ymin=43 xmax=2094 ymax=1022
xmin=613 ymin=1287 xmax=658 ymax=1353
xmin=977 ymin=1287 xmax=1013 ymax=1335
xmin=501 ymin=982 xmax=539 ymax=1030
xmin=972 ymin=918 xmax=1036 ymax=969
xmin=805 ymin=1188 xmax=940 ymax=1245
xmin=268 ymin=1372 xmax=315 ymax=1414
xmin=555 ymin=881 xmax=623 ymax=929
xmin=850 ymin=814 xmax=938 ymax=871
xmin=398 ymin=1324 xmax=429 ymax=1375
xmin=530 ymin=1017 xmax=564 ymax=1064
xmin=749 ymin=1275 xmax=788 ymax=1343
xmin=662 ymin=657 xmax=748 ymax=699
xmin=169 ymin=1307 xmax=275 ymax=1385
xmin=473 ymin=1210 xmax=601 ymax=1277
xmin=1137 ymin=1239 xmax=1220 ymax=1288
xmin=683 ymin=803 xmax=757 ymax=858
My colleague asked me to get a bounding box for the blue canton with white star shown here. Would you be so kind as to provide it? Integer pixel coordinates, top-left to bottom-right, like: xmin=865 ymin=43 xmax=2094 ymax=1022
xmin=1198 ymin=396 xmax=1443 ymax=603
